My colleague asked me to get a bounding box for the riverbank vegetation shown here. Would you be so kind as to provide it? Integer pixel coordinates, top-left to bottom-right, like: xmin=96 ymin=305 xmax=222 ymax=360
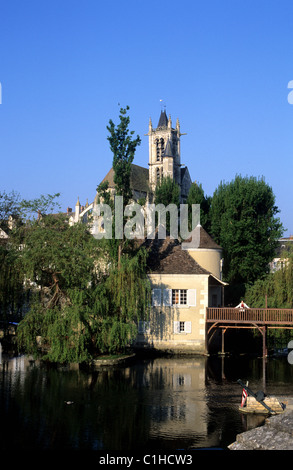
xmin=0 ymin=107 xmax=150 ymax=363
xmin=0 ymin=107 xmax=290 ymax=361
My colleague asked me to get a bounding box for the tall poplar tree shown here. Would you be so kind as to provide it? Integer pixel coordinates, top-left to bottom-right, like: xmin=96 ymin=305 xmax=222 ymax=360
xmin=107 ymin=106 xmax=141 ymax=206
xmin=105 ymin=106 xmax=141 ymax=264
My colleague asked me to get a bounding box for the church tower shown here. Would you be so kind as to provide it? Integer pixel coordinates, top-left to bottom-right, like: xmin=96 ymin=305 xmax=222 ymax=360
xmin=147 ymin=109 xmax=182 ymax=193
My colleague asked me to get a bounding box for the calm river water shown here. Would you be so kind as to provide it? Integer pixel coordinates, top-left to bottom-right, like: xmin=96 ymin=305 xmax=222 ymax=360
xmin=0 ymin=353 xmax=293 ymax=451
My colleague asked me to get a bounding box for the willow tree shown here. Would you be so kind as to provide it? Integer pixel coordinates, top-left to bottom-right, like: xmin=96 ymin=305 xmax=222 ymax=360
xmin=16 ymin=201 xmax=103 ymax=362
xmin=245 ymin=251 xmax=293 ymax=348
xmin=92 ymin=249 xmax=151 ymax=354
xmin=245 ymin=250 xmax=293 ymax=309
xmin=0 ymin=190 xmax=25 ymax=330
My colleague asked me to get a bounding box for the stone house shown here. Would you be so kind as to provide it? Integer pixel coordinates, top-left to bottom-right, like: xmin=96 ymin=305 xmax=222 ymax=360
xmin=135 ymin=226 xmax=226 ymax=354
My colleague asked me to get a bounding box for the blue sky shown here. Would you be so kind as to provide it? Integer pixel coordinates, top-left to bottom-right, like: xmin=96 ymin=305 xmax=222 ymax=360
xmin=1 ymin=0 xmax=293 ymax=234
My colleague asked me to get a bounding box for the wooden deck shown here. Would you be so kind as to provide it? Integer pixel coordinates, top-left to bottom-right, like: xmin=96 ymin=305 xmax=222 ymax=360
xmin=206 ymin=307 xmax=293 ymax=355
xmin=206 ymin=307 xmax=293 ymax=325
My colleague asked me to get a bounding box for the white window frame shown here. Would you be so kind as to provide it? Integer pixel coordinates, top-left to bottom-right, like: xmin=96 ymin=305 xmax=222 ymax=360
xmin=174 ymin=321 xmax=192 ymax=334
xmin=172 ymin=289 xmax=196 ymax=307
xmin=172 ymin=289 xmax=187 ymax=305
xmin=152 ymin=288 xmax=161 ymax=307
xmin=152 ymin=289 xmax=196 ymax=307
xmin=163 ymin=289 xmax=172 ymax=306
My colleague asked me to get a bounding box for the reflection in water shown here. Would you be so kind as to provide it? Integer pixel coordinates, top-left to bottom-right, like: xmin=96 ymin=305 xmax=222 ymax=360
xmin=0 ymin=354 xmax=292 ymax=450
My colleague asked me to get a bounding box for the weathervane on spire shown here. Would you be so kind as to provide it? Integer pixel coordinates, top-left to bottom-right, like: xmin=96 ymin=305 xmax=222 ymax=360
xmin=160 ymin=99 xmax=166 ymax=111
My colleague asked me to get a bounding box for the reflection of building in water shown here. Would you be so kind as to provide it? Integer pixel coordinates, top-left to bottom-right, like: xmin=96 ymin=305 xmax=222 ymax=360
xmin=143 ymin=358 xmax=219 ymax=448
xmin=0 ymin=355 xmax=27 ymax=372
xmin=0 ymin=355 xmax=29 ymax=388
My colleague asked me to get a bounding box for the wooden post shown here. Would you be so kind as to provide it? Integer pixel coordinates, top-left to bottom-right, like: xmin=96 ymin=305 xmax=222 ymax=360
xmin=221 ymin=328 xmax=226 ymax=354
xmin=262 ymin=325 xmax=267 ymax=357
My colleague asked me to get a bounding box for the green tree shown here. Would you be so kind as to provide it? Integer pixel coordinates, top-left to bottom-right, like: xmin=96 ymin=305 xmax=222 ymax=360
xmin=245 ymin=250 xmax=293 ymax=309
xmin=153 ymin=176 xmax=180 ymax=235
xmin=0 ymin=190 xmax=21 ymax=231
xmin=16 ymin=209 xmax=103 ymax=362
xmin=154 ymin=176 xmax=180 ymax=207
xmin=93 ymin=249 xmax=151 ymax=354
xmin=107 ymin=106 xmax=141 ymax=206
xmin=210 ymin=175 xmax=283 ymax=297
xmin=245 ymin=251 xmax=293 ymax=349
xmin=186 ymin=182 xmax=211 ymax=232
xmin=0 ymin=190 xmax=25 ymax=329
xmin=104 ymin=106 xmax=141 ymax=265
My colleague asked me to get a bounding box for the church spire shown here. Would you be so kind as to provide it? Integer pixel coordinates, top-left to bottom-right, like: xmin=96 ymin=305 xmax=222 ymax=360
xmin=157 ymin=109 xmax=168 ymax=128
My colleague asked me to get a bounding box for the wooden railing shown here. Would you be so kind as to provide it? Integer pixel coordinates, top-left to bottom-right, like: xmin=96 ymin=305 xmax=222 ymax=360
xmin=206 ymin=307 xmax=293 ymax=325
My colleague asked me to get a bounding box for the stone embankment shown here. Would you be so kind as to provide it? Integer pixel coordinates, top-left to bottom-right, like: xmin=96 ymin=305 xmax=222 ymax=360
xmin=229 ymin=399 xmax=293 ymax=450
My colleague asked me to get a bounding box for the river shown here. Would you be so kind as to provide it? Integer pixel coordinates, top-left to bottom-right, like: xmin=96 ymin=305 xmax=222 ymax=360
xmin=0 ymin=353 xmax=292 ymax=451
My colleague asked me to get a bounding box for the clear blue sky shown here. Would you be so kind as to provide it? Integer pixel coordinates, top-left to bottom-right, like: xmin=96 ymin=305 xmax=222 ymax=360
xmin=1 ymin=0 xmax=293 ymax=235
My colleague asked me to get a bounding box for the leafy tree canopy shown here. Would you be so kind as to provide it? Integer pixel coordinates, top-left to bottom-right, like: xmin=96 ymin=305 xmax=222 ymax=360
xmin=107 ymin=106 xmax=141 ymax=206
xmin=154 ymin=176 xmax=180 ymax=207
xmin=210 ymin=175 xmax=283 ymax=287
xmin=186 ymin=182 xmax=211 ymax=232
xmin=0 ymin=190 xmax=21 ymax=231
xmin=245 ymin=249 xmax=293 ymax=309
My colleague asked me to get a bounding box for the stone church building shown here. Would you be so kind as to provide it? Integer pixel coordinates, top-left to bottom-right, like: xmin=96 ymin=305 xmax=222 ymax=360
xmin=69 ymin=109 xmax=192 ymax=225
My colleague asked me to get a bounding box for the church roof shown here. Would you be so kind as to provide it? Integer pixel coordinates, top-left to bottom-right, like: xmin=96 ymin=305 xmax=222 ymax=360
xmin=157 ymin=110 xmax=168 ymax=128
xmin=100 ymin=164 xmax=149 ymax=193
xmin=142 ymin=236 xmax=211 ymax=275
xmin=163 ymin=139 xmax=173 ymax=158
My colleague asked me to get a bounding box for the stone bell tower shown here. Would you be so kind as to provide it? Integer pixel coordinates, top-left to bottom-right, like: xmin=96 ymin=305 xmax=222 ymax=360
xmin=147 ymin=109 xmax=182 ymax=193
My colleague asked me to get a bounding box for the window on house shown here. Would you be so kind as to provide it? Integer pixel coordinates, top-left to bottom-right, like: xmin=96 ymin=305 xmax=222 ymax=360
xmin=174 ymin=321 xmax=192 ymax=334
xmin=152 ymin=289 xmax=161 ymax=306
xmin=172 ymin=289 xmax=187 ymax=305
xmin=151 ymin=289 xmax=196 ymax=307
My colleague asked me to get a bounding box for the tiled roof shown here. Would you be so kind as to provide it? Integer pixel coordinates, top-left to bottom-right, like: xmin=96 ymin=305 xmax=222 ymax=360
xmin=143 ymin=236 xmax=211 ymax=275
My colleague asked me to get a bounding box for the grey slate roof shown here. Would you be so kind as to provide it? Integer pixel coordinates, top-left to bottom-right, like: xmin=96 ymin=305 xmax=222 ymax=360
xmin=157 ymin=110 xmax=168 ymax=128
xmin=184 ymin=225 xmax=222 ymax=250
xmin=164 ymin=139 xmax=173 ymax=158
xmin=101 ymin=164 xmax=149 ymax=193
